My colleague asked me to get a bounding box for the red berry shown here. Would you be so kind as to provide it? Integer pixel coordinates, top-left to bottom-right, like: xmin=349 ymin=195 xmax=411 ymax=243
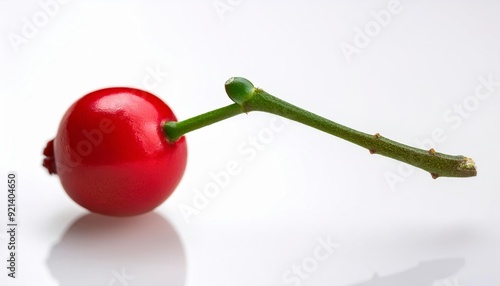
xmin=43 ymin=88 xmax=187 ymax=216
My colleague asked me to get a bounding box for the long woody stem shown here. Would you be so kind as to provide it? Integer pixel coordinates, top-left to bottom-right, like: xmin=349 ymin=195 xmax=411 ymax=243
xmin=164 ymin=77 xmax=477 ymax=178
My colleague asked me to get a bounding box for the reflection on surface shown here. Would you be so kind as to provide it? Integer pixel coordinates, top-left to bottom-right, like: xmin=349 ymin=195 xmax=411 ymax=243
xmin=347 ymin=258 xmax=465 ymax=286
xmin=47 ymin=212 xmax=186 ymax=286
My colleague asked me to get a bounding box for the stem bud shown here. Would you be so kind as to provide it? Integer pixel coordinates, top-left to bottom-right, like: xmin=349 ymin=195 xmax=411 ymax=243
xmin=225 ymin=77 xmax=256 ymax=105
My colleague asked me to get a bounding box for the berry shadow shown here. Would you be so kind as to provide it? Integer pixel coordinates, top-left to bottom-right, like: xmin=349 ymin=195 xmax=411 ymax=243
xmin=46 ymin=212 xmax=186 ymax=285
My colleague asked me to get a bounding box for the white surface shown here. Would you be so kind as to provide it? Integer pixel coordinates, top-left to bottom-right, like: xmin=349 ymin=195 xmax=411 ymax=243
xmin=1 ymin=1 xmax=500 ymax=285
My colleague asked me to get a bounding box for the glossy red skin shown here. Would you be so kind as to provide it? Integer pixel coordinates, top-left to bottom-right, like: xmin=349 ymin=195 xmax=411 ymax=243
xmin=43 ymin=88 xmax=187 ymax=216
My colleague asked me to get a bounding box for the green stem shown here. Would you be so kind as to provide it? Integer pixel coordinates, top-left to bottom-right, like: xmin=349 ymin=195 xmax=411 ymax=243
xmin=164 ymin=103 xmax=244 ymax=142
xmin=165 ymin=77 xmax=477 ymax=178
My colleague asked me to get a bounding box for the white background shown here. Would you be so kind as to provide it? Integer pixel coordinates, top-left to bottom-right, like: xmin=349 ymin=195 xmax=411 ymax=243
xmin=1 ymin=1 xmax=500 ymax=285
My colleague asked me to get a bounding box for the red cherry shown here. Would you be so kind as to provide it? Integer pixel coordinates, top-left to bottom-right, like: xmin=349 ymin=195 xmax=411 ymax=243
xmin=43 ymin=88 xmax=187 ymax=216
xmin=43 ymin=77 xmax=475 ymax=217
